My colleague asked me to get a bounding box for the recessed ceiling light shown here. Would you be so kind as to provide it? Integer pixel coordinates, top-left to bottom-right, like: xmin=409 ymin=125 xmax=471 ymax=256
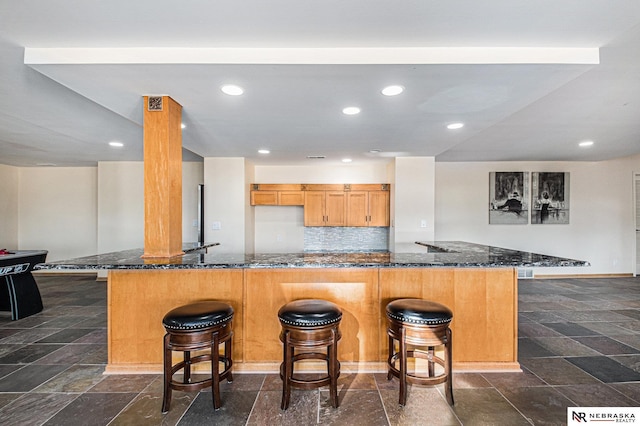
xmin=109 ymin=141 xmax=124 ymax=147
xmin=446 ymin=122 xmax=464 ymax=130
xmin=181 ymin=123 xmax=186 ymax=129
xmin=342 ymin=107 xmax=361 ymax=115
xmin=342 ymin=158 xmax=353 ymax=163
xmin=579 ymin=140 xmax=594 ymax=147
xmin=369 ymin=149 xmax=381 ymax=154
xmin=381 ymin=85 xmax=404 ymax=96
xmin=221 ymin=84 xmax=244 ymax=96
xmin=258 ymin=149 xmax=270 ymax=154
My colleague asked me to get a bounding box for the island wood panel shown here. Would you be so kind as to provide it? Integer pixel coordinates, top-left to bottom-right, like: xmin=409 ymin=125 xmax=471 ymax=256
xmin=244 ymin=268 xmax=380 ymax=363
xmin=379 ymin=268 xmax=519 ymax=370
xmin=107 ymin=269 xmax=244 ymax=373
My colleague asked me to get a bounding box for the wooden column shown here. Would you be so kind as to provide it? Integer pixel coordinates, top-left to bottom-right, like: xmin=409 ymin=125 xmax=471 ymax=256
xmin=142 ymin=96 xmax=183 ymax=258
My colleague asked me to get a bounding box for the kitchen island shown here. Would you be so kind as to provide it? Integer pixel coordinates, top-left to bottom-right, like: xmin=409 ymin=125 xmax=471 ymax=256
xmin=36 ymin=242 xmax=588 ymax=374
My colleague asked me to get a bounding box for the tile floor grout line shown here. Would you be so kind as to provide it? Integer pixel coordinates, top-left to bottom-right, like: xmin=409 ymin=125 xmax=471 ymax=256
xmin=244 ymin=373 xmax=267 ymax=425
xmin=373 ymin=372 xmax=392 ymax=426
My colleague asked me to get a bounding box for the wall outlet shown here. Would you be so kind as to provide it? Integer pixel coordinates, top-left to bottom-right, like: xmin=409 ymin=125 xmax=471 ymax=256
xmin=420 ymin=220 xmax=427 ymax=228
xmin=212 ymin=221 xmax=221 ymax=230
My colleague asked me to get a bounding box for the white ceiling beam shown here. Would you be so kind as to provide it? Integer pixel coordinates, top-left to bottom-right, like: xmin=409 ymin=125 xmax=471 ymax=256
xmin=24 ymin=47 xmax=599 ymax=65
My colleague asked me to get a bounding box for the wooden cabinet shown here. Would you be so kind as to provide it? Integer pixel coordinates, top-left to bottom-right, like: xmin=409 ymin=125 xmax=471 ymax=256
xmin=278 ymin=191 xmax=305 ymax=206
xmin=347 ymin=190 xmax=390 ymax=227
xmin=304 ymin=191 xmax=347 ymax=226
xmin=250 ymin=190 xmax=278 ymax=205
xmin=251 ymin=183 xmax=389 ymax=227
xmin=367 ymin=190 xmax=390 ymax=226
xmin=250 ymin=184 xmax=304 ymax=206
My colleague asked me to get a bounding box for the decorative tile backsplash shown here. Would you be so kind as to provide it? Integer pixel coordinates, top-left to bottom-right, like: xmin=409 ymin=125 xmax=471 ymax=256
xmin=304 ymin=227 xmax=389 ymax=252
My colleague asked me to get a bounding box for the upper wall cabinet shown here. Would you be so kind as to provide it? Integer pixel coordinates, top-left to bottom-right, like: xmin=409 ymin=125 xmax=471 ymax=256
xmin=250 ymin=184 xmax=304 ymax=206
xmin=304 ymin=190 xmax=347 ymax=226
xmin=250 ymin=183 xmax=390 ymax=227
xmin=347 ymin=190 xmax=390 ymax=227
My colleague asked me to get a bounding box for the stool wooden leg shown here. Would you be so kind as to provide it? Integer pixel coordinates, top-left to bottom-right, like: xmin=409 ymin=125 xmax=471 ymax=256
xmin=387 ymin=334 xmax=394 ymax=381
xmin=281 ymin=331 xmax=292 ymax=410
xmin=162 ymin=333 xmax=172 ymax=413
xmin=329 ymin=327 xmax=339 ymax=408
xmin=445 ymin=327 xmax=454 ymax=406
xmin=399 ymin=326 xmax=407 ymax=406
xmin=225 ymin=331 xmax=234 ymax=383
xmin=428 ymin=346 xmax=435 ymax=377
xmin=212 ymin=331 xmax=221 ymax=410
xmin=184 ymin=351 xmax=191 ymax=384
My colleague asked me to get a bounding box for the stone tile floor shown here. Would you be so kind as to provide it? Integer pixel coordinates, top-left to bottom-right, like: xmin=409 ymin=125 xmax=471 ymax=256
xmin=0 ymin=274 xmax=639 ymax=425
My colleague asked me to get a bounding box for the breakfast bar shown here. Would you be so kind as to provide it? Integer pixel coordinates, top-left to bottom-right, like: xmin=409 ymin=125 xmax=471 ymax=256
xmin=35 ymin=241 xmax=588 ymax=374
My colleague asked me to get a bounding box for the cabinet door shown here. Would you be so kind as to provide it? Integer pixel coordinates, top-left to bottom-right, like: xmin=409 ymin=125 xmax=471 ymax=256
xmin=325 ymin=191 xmax=347 ymax=226
xmin=347 ymin=191 xmax=368 ymax=227
xmin=278 ymin=191 xmax=304 ymax=205
xmin=368 ymin=191 xmax=390 ymax=226
xmin=304 ymin=191 xmax=326 ymax=226
xmin=251 ymin=191 xmax=278 ymax=205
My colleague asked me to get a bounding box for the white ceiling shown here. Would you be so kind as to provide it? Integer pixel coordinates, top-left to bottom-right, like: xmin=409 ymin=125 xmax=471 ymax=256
xmin=1 ymin=0 xmax=640 ymax=167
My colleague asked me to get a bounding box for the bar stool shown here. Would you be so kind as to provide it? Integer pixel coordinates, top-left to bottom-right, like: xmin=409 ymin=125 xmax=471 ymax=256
xmin=386 ymin=298 xmax=454 ymax=406
xmin=161 ymin=301 xmax=234 ymax=413
xmin=278 ymin=299 xmax=342 ymax=410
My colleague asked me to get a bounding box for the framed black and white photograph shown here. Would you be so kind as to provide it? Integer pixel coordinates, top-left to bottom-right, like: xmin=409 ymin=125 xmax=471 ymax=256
xmin=489 ymin=172 xmax=529 ymax=224
xmin=531 ymin=172 xmax=570 ymax=224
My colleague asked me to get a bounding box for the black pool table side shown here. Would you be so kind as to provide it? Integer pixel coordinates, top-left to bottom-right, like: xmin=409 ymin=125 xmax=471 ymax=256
xmin=0 ymin=250 xmax=47 ymax=320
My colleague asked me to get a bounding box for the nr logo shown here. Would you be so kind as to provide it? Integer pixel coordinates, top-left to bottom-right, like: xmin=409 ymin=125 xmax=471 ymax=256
xmin=572 ymin=411 xmax=587 ymax=422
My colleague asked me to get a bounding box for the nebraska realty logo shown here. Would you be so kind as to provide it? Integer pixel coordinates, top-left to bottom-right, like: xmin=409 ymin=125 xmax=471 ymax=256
xmin=568 ymin=407 xmax=638 ymax=424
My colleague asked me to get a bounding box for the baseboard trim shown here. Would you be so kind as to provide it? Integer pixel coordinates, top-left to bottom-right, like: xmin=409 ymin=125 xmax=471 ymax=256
xmin=533 ymin=273 xmax=634 ymax=279
xmin=103 ymin=361 xmax=521 ymax=375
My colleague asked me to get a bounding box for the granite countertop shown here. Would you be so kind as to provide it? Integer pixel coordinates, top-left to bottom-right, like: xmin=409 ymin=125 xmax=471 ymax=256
xmin=34 ymin=241 xmax=589 ymax=270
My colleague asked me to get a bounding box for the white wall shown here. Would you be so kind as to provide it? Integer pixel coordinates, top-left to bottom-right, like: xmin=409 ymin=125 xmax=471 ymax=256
xmin=0 ymin=164 xmax=19 ymax=248
xmin=393 ymin=157 xmax=436 ymax=246
xmin=18 ymin=167 xmax=97 ymax=261
xmin=6 ymin=161 xmax=203 ymax=264
xmin=204 ymin=157 xmax=247 ymax=253
xmin=97 ymin=162 xmax=144 ymax=253
xmin=255 ymin=163 xmax=390 ymax=184
xmin=435 ymin=155 xmax=640 ymax=275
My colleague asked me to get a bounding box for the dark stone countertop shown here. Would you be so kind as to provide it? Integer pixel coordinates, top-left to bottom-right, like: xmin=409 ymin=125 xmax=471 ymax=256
xmin=34 ymin=241 xmax=589 ymax=271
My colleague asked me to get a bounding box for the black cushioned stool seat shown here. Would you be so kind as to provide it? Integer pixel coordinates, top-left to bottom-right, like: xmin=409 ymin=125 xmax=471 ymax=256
xmin=162 ymin=301 xmax=234 ymax=413
xmin=386 ymin=299 xmax=454 ymax=406
xmin=278 ymin=299 xmax=342 ymax=410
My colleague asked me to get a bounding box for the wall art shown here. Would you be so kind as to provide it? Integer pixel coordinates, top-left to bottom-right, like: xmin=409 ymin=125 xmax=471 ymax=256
xmin=531 ymin=172 xmax=570 ymax=224
xmin=489 ymin=171 xmax=529 ymax=224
